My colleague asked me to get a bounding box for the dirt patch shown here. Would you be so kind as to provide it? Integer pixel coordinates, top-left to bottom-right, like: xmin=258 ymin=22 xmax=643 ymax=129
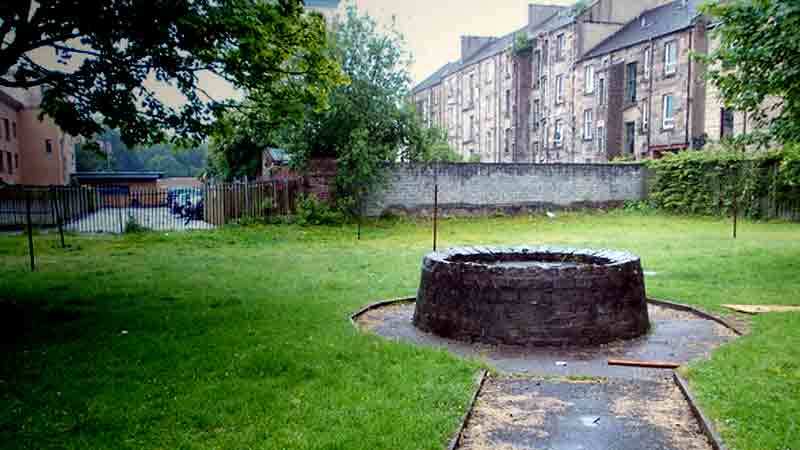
xmin=611 ymin=381 xmax=712 ymax=450
xmin=460 ymin=381 xmax=570 ymax=449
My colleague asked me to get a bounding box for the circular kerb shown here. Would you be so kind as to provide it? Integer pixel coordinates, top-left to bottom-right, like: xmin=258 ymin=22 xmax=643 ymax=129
xmin=413 ymin=246 xmax=650 ymax=346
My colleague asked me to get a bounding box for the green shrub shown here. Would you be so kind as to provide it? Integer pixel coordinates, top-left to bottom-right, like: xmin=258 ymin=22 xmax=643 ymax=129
xmin=646 ymin=145 xmax=800 ymax=218
xmin=295 ymin=194 xmax=345 ymax=226
xmin=124 ymin=214 xmax=149 ymax=234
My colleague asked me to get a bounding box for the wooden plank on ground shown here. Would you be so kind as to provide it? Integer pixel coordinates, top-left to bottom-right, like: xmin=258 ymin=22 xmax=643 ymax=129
xmin=607 ymin=359 xmax=680 ymax=369
xmin=722 ymin=304 xmax=800 ymax=315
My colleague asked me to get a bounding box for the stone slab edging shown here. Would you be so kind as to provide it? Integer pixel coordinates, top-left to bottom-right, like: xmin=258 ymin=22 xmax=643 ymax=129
xmin=348 ymin=296 xmax=415 ymax=326
xmin=647 ymin=298 xmax=744 ymax=336
xmin=446 ymin=369 xmax=489 ymax=450
xmin=350 ymin=296 xmax=744 ymax=336
xmin=673 ymin=372 xmax=728 ymax=450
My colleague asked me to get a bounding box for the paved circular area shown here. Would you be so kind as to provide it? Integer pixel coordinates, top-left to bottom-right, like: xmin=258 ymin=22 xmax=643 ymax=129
xmin=356 ymin=301 xmax=736 ymax=380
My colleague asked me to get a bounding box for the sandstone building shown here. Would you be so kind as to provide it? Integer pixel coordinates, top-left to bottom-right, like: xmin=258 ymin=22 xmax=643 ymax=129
xmin=0 ymin=87 xmax=76 ymax=186
xmin=412 ymin=0 xmax=740 ymax=163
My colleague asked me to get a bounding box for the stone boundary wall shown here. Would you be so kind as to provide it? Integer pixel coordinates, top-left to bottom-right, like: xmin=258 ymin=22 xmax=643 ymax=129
xmin=365 ymin=163 xmax=650 ymax=217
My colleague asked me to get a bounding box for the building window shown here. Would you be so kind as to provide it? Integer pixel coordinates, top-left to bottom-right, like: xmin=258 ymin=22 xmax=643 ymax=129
xmin=504 ymin=128 xmax=511 ymax=153
xmin=6 ymin=152 xmax=11 ymax=174
xmin=626 ymin=62 xmax=638 ymax=103
xmin=556 ymin=74 xmax=564 ymax=104
xmin=533 ymin=50 xmax=542 ymax=89
xmin=642 ymin=101 xmax=650 ymax=132
xmin=597 ymin=125 xmax=606 ymax=153
xmin=583 ymin=110 xmax=593 ymax=140
xmin=625 ymin=121 xmax=636 ymax=155
xmin=505 ymin=90 xmax=511 ymax=117
xmin=643 ymin=47 xmax=652 ymax=79
xmin=532 ymin=99 xmax=540 ymax=130
xmin=584 ymin=65 xmax=595 ymax=94
xmin=2 ymin=119 xmax=8 ymax=141
xmin=12 ymin=121 xmax=16 ymax=139
xmin=662 ymin=94 xmax=675 ymax=129
xmin=46 ymin=139 xmax=53 ymax=153
xmin=556 ymin=33 xmax=565 ymax=60
xmin=14 ymin=153 xmax=18 ymax=169
xmin=664 ymin=40 xmax=678 ymax=76
xmin=598 ymin=77 xmax=606 ymax=105
xmin=486 ymin=131 xmax=493 ymax=154
xmin=721 ymin=108 xmax=735 ymax=139
xmin=0 ymin=151 xmax=4 ymax=172
xmin=554 ymin=119 xmax=563 ymax=146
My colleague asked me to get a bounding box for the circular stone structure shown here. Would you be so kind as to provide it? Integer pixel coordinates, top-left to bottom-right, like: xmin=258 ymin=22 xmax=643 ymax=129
xmin=413 ymin=246 xmax=650 ymax=346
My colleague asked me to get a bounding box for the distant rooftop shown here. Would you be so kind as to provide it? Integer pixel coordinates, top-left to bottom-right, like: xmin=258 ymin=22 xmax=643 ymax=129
xmin=581 ymin=0 xmax=702 ymax=61
xmin=305 ymin=0 xmax=340 ymax=9
xmin=73 ymin=172 xmax=165 ymax=183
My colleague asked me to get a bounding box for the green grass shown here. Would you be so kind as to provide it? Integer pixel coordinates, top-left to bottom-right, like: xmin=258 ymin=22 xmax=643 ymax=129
xmin=0 ymin=212 xmax=799 ymax=450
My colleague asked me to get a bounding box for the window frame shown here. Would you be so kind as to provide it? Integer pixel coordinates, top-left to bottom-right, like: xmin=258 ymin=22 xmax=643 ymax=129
xmin=596 ymin=125 xmax=606 ymax=153
xmin=662 ymin=94 xmax=675 ymax=130
xmin=556 ymin=33 xmax=565 ymax=60
xmin=642 ymin=101 xmax=650 ymax=132
xmin=626 ymin=62 xmax=638 ymax=103
xmin=555 ymin=74 xmax=564 ymax=104
xmin=583 ymin=109 xmax=593 ymax=140
xmin=554 ymin=119 xmax=564 ymax=147
xmin=584 ymin=65 xmax=595 ymax=94
xmin=643 ymin=46 xmax=652 ymax=80
xmin=598 ymin=77 xmax=606 ymax=106
xmin=664 ymin=40 xmax=678 ymax=76
xmin=45 ymin=139 xmax=53 ymax=153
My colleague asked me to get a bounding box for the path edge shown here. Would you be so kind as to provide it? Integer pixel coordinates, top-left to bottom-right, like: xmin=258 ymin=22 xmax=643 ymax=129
xmin=647 ymin=297 xmax=744 ymax=336
xmin=446 ymin=369 xmax=488 ymax=450
xmin=673 ymin=372 xmax=728 ymax=450
xmin=349 ymin=296 xmax=415 ymax=326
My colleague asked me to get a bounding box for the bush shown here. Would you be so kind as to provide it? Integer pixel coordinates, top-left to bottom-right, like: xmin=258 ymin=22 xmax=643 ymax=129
xmin=295 ymin=194 xmax=346 ymax=226
xmin=124 ymin=214 xmax=149 ymax=234
xmin=646 ymin=145 xmax=800 ymax=218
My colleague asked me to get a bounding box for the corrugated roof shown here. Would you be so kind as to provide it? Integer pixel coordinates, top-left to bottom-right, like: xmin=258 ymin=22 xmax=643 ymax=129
xmin=581 ymin=0 xmax=702 ymax=61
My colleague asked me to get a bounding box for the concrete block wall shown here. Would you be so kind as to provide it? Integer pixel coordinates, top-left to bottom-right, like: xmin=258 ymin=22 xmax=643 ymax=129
xmin=365 ymin=163 xmax=649 ymax=216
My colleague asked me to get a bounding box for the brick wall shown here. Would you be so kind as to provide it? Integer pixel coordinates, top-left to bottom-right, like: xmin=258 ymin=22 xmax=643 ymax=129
xmin=365 ymin=163 xmax=649 ymax=216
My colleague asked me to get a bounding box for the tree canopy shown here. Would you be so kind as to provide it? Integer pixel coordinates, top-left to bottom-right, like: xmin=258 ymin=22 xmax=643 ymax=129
xmin=1 ymin=0 xmax=344 ymax=146
xmin=701 ymin=0 xmax=800 ymax=145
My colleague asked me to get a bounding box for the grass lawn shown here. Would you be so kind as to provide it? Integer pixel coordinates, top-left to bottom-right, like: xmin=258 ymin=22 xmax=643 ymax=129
xmin=1 ymin=212 xmax=799 ymax=450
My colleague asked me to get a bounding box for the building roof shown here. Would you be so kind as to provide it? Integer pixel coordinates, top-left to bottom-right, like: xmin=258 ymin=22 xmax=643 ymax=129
xmin=0 ymin=89 xmax=23 ymax=111
xmin=73 ymin=172 xmax=164 ymax=183
xmin=305 ymin=0 xmax=339 ymax=8
xmin=266 ymin=147 xmax=291 ymax=164
xmin=410 ymin=5 xmax=570 ymax=94
xmin=581 ymin=0 xmax=703 ymax=61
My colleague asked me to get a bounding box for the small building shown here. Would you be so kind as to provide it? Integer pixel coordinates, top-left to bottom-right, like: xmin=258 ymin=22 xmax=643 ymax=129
xmin=73 ymin=172 xmax=164 ymax=207
xmin=260 ymin=147 xmax=295 ymax=180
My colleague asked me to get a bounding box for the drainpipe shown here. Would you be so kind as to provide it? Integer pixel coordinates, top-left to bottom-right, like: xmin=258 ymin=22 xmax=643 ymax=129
xmin=647 ymin=38 xmax=654 ymax=159
xmin=685 ymin=28 xmax=693 ymax=149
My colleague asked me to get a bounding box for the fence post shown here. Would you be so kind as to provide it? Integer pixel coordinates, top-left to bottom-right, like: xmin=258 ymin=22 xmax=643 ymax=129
xmin=51 ymin=187 xmax=65 ymax=248
xmin=25 ymin=188 xmax=35 ymax=272
xmin=117 ymin=188 xmax=124 ymax=234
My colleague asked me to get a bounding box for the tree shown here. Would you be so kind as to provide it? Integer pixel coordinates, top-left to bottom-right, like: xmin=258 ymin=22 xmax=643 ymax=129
xmin=279 ymin=5 xmax=415 ymax=210
xmin=700 ymin=0 xmax=800 ymax=146
xmin=1 ymin=0 xmax=344 ymax=147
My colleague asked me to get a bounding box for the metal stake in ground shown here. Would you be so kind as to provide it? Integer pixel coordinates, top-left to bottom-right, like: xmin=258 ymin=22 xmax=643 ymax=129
xmin=433 ymin=182 xmax=438 ymax=252
xmin=25 ymin=188 xmax=35 ymax=272
xmin=52 ymin=188 xmax=65 ymax=248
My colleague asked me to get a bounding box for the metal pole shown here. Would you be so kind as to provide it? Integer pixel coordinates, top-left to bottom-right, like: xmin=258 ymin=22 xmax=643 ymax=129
xmin=25 ymin=189 xmax=35 ymax=272
xmin=53 ymin=188 xmax=65 ymax=248
xmin=433 ymin=183 xmax=438 ymax=252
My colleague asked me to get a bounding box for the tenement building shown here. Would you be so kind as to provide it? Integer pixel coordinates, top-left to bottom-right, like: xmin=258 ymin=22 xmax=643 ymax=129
xmin=412 ymin=0 xmax=736 ymax=163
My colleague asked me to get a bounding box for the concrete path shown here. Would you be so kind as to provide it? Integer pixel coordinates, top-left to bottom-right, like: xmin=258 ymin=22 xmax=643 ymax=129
xmin=65 ymin=207 xmax=214 ymax=233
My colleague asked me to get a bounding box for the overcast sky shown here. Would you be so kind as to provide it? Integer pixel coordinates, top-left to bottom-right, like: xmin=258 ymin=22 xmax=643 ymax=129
xmin=354 ymin=0 xmax=573 ymax=86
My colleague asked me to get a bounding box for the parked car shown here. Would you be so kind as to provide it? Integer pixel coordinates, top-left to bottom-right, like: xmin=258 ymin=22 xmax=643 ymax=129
xmin=181 ymin=193 xmax=204 ymax=224
xmin=168 ymin=188 xmax=199 ymax=213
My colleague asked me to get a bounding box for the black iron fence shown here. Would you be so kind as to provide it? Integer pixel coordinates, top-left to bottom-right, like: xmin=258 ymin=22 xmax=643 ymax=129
xmin=0 ymin=180 xmax=302 ymax=234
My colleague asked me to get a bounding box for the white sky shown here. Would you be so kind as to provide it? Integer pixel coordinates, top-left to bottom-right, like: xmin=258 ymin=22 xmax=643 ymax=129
xmin=354 ymin=0 xmax=573 ymax=85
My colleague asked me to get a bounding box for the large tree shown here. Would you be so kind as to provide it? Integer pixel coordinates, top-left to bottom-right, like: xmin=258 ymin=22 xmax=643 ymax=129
xmin=701 ymin=0 xmax=800 ymax=145
xmin=0 ymin=0 xmax=343 ymax=146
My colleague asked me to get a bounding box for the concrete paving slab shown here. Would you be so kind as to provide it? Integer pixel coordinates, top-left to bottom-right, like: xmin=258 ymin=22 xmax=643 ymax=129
xmin=460 ymin=377 xmax=712 ymax=450
xmin=356 ymin=302 xmax=736 ymax=379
